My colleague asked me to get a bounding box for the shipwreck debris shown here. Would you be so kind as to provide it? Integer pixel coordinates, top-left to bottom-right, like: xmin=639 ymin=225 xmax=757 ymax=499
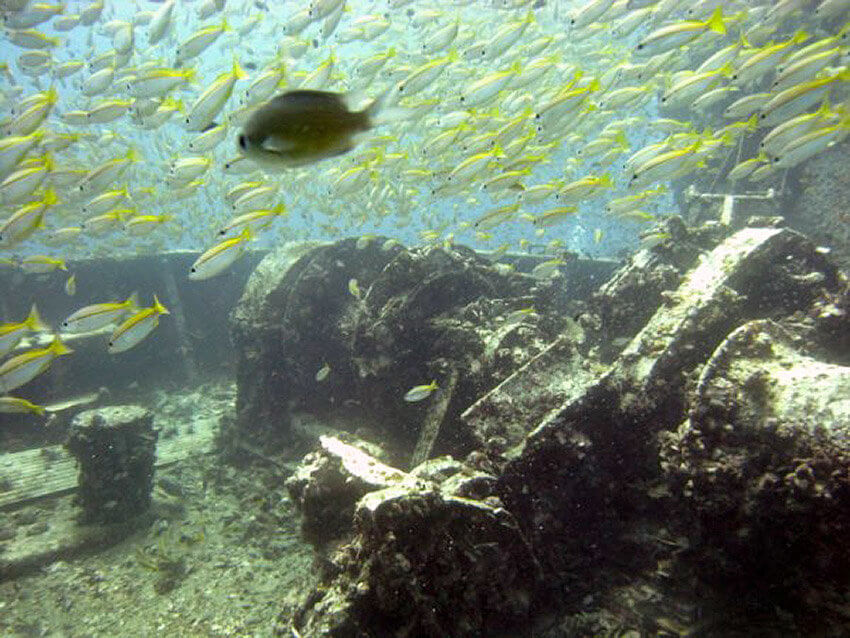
xmin=660 ymin=319 xmax=850 ymax=588
xmin=284 ymin=436 xmax=537 ymax=638
xmin=228 ymin=238 xmax=586 ymax=462
xmin=219 ymin=213 xmax=850 ymax=635
xmin=66 ymin=405 xmax=158 ymax=523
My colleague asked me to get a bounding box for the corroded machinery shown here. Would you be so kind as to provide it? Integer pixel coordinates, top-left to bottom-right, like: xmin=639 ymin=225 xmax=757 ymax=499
xmin=228 ymin=238 xmax=587 ymax=462
xmin=227 ymin=224 xmax=850 ymax=637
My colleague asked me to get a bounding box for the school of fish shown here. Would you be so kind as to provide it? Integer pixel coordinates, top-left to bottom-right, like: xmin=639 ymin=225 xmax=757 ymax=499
xmin=1 ymin=0 xmax=849 ymax=414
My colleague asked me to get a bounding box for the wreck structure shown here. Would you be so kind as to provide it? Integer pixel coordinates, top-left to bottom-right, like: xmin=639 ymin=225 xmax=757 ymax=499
xmin=227 ymin=217 xmax=850 ymax=637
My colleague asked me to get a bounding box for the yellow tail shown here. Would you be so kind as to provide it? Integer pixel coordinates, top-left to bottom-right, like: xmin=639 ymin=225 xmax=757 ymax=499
xmin=26 ymin=304 xmax=48 ymax=332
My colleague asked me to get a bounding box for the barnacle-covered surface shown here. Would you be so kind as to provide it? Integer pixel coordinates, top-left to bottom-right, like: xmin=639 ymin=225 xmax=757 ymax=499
xmin=277 ymin=222 xmax=850 ymax=637
xmin=284 ymin=436 xmax=536 ymax=638
xmin=228 ymin=238 xmax=590 ymax=461
xmin=659 ymin=319 xmax=850 ymax=592
xmin=284 ymin=435 xmax=418 ymax=546
xmin=66 ymin=405 xmax=158 ymax=523
xmin=583 ymin=215 xmax=726 ymax=360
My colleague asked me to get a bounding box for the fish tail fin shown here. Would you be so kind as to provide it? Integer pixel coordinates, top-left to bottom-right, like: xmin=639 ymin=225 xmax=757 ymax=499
xmin=43 ymin=187 xmax=59 ymax=206
xmin=705 ymin=6 xmax=726 ymax=35
xmin=153 ymin=295 xmax=170 ymax=315
xmin=51 ymin=336 xmax=74 ymax=356
xmin=361 ymin=87 xmax=407 ymax=128
xmin=745 ymin=113 xmax=759 ymax=131
xmin=792 ymin=30 xmax=809 ymax=45
xmin=232 ymin=57 xmax=247 ymax=80
xmin=27 ymin=304 xmax=48 ymax=332
xmin=126 ymin=291 xmax=140 ymax=311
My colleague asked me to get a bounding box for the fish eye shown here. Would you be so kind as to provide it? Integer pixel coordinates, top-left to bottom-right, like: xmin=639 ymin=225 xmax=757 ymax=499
xmin=191 ymin=267 xmax=197 ymax=273
xmin=459 ymin=96 xmax=465 ymax=102
xmin=238 ymin=135 xmax=246 ymax=149
xmin=636 ymin=43 xmax=644 ymax=50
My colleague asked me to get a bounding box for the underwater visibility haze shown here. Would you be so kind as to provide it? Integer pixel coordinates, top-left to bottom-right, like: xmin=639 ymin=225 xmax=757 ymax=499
xmin=2 ymin=0 xmax=850 ymax=636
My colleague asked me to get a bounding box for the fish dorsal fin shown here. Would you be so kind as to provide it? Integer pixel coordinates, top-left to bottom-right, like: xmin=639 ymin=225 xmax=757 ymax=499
xmin=272 ymin=90 xmax=348 ymax=113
